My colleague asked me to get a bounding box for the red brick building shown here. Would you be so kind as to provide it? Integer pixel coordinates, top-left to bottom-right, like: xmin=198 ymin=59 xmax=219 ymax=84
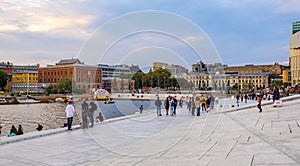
xmin=38 ymin=59 xmax=102 ymax=91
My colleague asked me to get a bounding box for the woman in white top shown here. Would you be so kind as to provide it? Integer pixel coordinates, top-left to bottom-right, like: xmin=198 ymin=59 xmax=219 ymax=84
xmin=65 ymin=101 xmax=76 ymax=130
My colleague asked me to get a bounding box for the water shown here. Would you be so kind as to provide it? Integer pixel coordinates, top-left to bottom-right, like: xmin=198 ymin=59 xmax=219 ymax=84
xmin=0 ymin=100 xmax=156 ymax=136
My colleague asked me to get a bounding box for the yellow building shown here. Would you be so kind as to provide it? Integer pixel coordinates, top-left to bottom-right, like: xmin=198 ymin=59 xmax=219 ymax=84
xmin=184 ymin=73 xmax=268 ymax=90
xmin=290 ymin=31 xmax=300 ymax=86
xmin=282 ymin=69 xmax=291 ymax=87
xmin=12 ymin=65 xmax=39 ymax=93
xmin=12 ymin=72 xmax=38 ymax=83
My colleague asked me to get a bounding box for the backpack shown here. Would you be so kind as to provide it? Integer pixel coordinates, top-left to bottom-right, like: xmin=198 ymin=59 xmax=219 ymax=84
xmin=171 ymin=100 xmax=175 ymax=107
xmin=90 ymin=102 xmax=97 ymax=112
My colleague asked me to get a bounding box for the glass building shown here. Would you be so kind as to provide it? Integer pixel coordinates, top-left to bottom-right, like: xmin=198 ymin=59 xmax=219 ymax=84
xmin=292 ymin=21 xmax=300 ymax=34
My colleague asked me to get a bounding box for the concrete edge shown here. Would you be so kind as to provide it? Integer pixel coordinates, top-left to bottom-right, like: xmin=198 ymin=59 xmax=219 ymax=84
xmin=0 ymin=109 xmax=156 ymax=146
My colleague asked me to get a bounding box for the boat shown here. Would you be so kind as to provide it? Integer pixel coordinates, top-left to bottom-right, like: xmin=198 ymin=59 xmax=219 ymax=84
xmin=0 ymin=96 xmax=19 ymax=105
xmin=17 ymin=99 xmax=41 ymax=104
xmin=104 ymin=100 xmax=115 ymax=104
xmin=94 ymin=89 xmax=112 ymax=101
xmin=55 ymin=97 xmax=65 ymax=102
xmin=27 ymin=96 xmax=57 ymax=103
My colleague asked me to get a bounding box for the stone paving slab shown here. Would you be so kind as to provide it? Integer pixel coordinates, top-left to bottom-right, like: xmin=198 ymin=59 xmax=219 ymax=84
xmin=0 ymin=95 xmax=300 ymax=165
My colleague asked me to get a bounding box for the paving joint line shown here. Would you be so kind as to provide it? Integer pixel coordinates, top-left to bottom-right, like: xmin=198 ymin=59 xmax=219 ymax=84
xmin=198 ymin=141 xmax=218 ymax=161
xmin=225 ymin=113 xmax=300 ymax=164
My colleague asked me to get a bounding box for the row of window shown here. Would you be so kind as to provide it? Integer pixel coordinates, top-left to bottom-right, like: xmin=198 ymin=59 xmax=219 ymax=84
xmin=12 ymin=78 xmax=38 ymax=81
xmin=42 ymin=70 xmax=72 ymax=76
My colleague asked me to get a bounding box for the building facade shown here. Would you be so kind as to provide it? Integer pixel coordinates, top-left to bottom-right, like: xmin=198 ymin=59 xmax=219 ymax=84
xmin=11 ymin=65 xmax=39 ymax=93
xmin=290 ymin=28 xmax=300 ymax=86
xmin=225 ymin=64 xmax=283 ymax=75
xmin=102 ymin=77 xmax=130 ymax=92
xmin=38 ymin=59 xmax=102 ymax=92
xmin=292 ymin=21 xmax=300 ymax=35
xmin=214 ymin=74 xmax=268 ymax=90
xmin=0 ymin=61 xmax=13 ymax=91
xmin=184 ymin=73 xmax=268 ymax=90
xmin=153 ymin=62 xmax=188 ymax=77
xmin=184 ymin=73 xmax=211 ymax=89
xmin=98 ymin=64 xmax=132 ymax=78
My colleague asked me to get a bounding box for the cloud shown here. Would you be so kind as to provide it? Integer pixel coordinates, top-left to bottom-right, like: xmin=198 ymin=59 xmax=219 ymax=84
xmin=265 ymin=0 xmax=300 ymax=14
xmin=0 ymin=0 xmax=97 ymax=38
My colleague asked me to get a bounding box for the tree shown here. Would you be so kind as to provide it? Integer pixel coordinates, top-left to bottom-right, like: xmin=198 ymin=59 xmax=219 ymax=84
xmin=57 ymin=78 xmax=72 ymax=94
xmin=131 ymin=71 xmax=145 ymax=89
xmin=0 ymin=70 xmax=8 ymax=91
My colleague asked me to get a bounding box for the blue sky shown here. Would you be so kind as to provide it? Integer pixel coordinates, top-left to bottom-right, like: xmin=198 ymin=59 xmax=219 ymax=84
xmin=0 ymin=0 xmax=299 ymax=69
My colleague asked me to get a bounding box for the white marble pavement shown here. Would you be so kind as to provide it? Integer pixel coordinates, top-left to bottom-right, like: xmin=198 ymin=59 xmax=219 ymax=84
xmin=0 ymin=96 xmax=300 ymax=166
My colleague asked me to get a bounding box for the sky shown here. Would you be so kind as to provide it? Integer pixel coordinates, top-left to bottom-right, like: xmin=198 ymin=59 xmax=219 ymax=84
xmin=0 ymin=0 xmax=299 ymax=70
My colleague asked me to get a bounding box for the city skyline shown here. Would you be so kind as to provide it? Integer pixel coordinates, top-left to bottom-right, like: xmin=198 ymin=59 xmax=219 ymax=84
xmin=0 ymin=0 xmax=299 ymax=68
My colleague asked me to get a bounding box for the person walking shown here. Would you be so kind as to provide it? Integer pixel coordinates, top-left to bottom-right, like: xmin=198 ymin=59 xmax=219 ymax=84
xmin=191 ymin=97 xmax=196 ymax=116
xmin=179 ymin=96 xmax=183 ymax=108
xmin=173 ymin=96 xmax=178 ymax=115
xmin=65 ymin=101 xmax=76 ymax=130
xmin=170 ymin=97 xmax=175 ymax=116
xmin=0 ymin=124 xmax=2 ymax=137
xmin=155 ymin=97 xmax=162 ymax=116
xmin=195 ymin=97 xmax=201 ymax=116
xmin=81 ymin=99 xmax=89 ymax=129
xmin=88 ymin=99 xmax=97 ymax=128
xmin=164 ymin=97 xmax=170 ymax=115
xmin=200 ymin=95 xmax=206 ymax=112
xmin=206 ymin=96 xmax=211 ymax=113
xmin=273 ymin=87 xmax=280 ymax=102
xmin=210 ymin=94 xmax=215 ymax=110
xmin=244 ymin=93 xmax=247 ymax=103
xmin=257 ymin=95 xmax=262 ymax=113
xmin=187 ymin=97 xmax=192 ymax=112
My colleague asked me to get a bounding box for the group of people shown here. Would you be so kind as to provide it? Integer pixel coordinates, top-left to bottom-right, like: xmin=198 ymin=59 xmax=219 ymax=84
xmin=8 ymin=124 xmax=23 ymax=137
xmin=80 ymin=98 xmax=103 ymax=129
xmin=154 ymin=94 xmax=215 ymax=117
xmin=64 ymin=98 xmax=103 ymax=130
xmin=163 ymin=96 xmax=178 ymax=116
xmin=154 ymin=95 xmax=178 ymax=116
xmin=186 ymin=94 xmax=215 ymax=116
xmin=0 ymin=123 xmax=43 ymax=138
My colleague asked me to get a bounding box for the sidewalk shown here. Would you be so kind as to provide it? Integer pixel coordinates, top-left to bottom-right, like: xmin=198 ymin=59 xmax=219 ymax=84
xmin=0 ymin=96 xmax=300 ymax=165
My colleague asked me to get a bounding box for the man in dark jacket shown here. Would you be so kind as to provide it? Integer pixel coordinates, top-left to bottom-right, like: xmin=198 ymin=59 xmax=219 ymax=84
xmin=88 ymin=99 xmax=97 ymax=127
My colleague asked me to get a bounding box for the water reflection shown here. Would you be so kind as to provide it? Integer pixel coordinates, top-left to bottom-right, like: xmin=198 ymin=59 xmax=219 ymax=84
xmin=0 ymin=100 xmax=155 ymax=136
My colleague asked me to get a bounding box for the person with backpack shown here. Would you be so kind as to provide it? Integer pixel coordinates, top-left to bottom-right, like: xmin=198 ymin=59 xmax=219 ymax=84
xmin=88 ymin=99 xmax=97 ymax=128
xmin=81 ymin=99 xmax=89 ymax=129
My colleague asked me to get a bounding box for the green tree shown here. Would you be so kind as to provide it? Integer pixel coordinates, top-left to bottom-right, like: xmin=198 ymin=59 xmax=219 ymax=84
xmin=57 ymin=78 xmax=72 ymax=94
xmin=131 ymin=71 xmax=145 ymax=89
xmin=0 ymin=70 xmax=8 ymax=91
